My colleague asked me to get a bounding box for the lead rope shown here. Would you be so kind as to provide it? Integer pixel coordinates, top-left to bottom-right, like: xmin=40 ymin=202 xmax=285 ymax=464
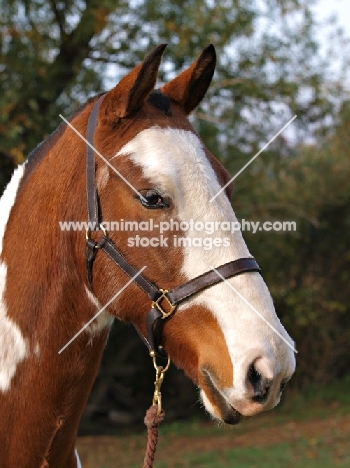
xmin=143 ymin=352 xmax=171 ymax=468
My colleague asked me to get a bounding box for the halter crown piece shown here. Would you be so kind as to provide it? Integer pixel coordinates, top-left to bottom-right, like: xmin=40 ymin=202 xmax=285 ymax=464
xmin=85 ymin=95 xmax=261 ymax=357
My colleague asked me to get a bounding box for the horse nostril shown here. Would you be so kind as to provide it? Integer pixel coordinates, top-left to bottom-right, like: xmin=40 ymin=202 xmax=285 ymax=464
xmin=247 ymin=362 xmax=261 ymax=387
xmin=247 ymin=362 xmax=271 ymax=403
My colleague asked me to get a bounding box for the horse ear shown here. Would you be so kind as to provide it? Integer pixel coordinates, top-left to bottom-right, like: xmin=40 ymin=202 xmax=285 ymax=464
xmin=103 ymin=44 xmax=167 ymax=118
xmin=161 ymin=44 xmax=216 ymax=115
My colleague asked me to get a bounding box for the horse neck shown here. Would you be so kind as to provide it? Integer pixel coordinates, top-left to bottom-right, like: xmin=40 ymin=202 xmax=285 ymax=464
xmin=4 ymin=114 xmax=95 ymax=337
xmin=0 ymin=113 xmax=110 ymax=464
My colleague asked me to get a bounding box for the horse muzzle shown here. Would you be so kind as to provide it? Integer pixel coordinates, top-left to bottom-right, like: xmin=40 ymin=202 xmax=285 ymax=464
xmin=199 ymin=362 xmax=277 ymax=424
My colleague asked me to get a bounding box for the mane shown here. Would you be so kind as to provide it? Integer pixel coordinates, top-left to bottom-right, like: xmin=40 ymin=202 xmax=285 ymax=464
xmin=24 ymin=97 xmax=97 ymax=177
xmin=148 ymin=90 xmax=171 ymax=115
xmin=23 ymin=90 xmax=170 ymax=180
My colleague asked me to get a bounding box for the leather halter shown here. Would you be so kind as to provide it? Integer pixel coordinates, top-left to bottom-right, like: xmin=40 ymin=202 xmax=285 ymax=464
xmin=84 ymin=95 xmax=261 ymax=356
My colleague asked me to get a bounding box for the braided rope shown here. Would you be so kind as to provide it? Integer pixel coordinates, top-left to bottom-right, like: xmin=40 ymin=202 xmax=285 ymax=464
xmin=142 ymin=405 xmax=165 ymax=468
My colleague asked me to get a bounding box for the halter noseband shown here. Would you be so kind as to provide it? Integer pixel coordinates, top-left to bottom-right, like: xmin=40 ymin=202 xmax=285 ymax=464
xmin=84 ymin=95 xmax=261 ymax=356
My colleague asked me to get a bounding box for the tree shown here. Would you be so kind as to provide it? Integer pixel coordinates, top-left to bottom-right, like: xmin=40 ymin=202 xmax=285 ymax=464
xmin=1 ymin=0 xmax=346 ymax=168
xmin=236 ymin=100 xmax=350 ymax=384
xmin=0 ymin=150 xmax=15 ymax=191
xmin=1 ymin=0 xmax=118 ymax=162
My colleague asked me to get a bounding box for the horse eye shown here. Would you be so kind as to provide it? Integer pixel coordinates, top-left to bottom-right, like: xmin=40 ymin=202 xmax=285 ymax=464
xmin=138 ymin=189 xmax=169 ymax=209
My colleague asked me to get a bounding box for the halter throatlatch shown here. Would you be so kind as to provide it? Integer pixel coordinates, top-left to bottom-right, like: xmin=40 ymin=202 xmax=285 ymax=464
xmin=84 ymin=94 xmax=261 ymax=357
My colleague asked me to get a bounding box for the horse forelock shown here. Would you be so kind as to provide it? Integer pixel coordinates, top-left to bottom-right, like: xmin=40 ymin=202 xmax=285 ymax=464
xmin=147 ymin=90 xmax=172 ymax=115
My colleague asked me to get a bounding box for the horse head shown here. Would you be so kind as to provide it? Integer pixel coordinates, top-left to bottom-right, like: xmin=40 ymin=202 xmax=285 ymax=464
xmin=76 ymin=44 xmax=296 ymax=424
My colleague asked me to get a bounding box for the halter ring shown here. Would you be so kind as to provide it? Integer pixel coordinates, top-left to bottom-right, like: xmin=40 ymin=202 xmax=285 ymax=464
xmin=85 ymin=224 xmax=108 ymax=242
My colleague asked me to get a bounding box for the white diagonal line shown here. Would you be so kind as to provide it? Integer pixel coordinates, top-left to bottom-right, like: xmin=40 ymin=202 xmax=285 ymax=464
xmin=211 ymin=266 xmax=297 ymax=353
xmin=59 ymin=114 xmax=146 ymax=203
xmin=58 ymin=266 xmax=147 ymax=354
xmin=210 ymin=115 xmax=297 ymax=202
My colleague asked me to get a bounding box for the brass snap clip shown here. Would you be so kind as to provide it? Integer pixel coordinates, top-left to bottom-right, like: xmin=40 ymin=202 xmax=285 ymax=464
xmin=150 ymin=350 xmax=171 ymax=415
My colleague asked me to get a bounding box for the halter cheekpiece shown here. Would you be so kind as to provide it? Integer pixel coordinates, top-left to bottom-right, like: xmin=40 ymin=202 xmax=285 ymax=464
xmin=84 ymin=95 xmax=261 ymax=357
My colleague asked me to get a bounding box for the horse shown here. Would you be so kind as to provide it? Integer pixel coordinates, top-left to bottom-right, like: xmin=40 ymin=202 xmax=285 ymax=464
xmin=0 ymin=44 xmax=295 ymax=467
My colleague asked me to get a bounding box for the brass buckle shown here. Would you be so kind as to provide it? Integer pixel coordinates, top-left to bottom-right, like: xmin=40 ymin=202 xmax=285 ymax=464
xmin=152 ymin=289 xmax=177 ymax=319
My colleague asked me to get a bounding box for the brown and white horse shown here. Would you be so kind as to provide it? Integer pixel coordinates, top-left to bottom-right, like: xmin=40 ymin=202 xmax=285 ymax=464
xmin=0 ymin=45 xmax=295 ymax=467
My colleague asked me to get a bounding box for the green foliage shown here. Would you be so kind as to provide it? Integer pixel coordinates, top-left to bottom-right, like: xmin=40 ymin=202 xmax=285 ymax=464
xmin=0 ymin=150 xmax=15 ymax=192
xmin=1 ymin=0 xmax=345 ymax=162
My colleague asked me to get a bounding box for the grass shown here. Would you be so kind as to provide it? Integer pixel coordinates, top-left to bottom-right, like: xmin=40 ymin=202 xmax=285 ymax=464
xmin=157 ymin=438 xmax=350 ymax=468
xmin=77 ymin=376 xmax=350 ymax=467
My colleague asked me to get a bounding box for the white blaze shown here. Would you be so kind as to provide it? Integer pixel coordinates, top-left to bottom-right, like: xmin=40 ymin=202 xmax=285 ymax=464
xmin=115 ymin=127 xmax=295 ymax=410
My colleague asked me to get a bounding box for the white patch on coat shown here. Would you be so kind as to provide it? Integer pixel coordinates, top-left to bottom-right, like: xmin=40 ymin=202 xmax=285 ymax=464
xmin=115 ymin=127 xmax=295 ymax=415
xmin=96 ymin=164 xmax=109 ymax=191
xmin=0 ymin=164 xmax=25 ymax=254
xmin=75 ymin=449 xmax=82 ymax=468
xmin=0 ymin=263 xmax=29 ymax=392
xmin=84 ymin=286 xmax=114 ymax=334
xmin=34 ymin=342 xmax=40 ymax=357
xmin=0 ymin=164 xmax=29 ymax=392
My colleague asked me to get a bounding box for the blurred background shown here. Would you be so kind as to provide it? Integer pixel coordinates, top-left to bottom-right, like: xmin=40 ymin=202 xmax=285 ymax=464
xmin=1 ymin=0 xmax=349 ymax=466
